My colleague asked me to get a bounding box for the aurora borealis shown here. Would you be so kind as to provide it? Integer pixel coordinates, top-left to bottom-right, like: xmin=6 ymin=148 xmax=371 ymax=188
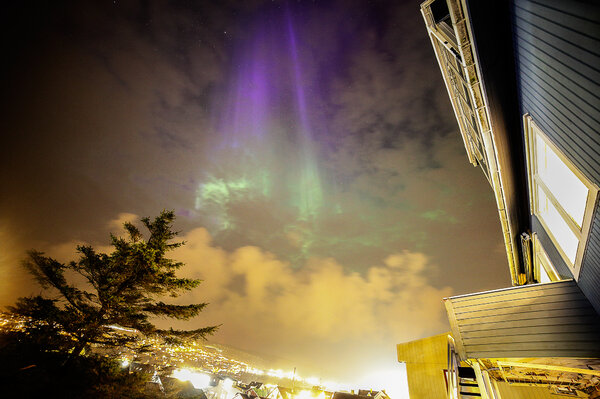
xmin=1 ymin=0 xmax=510 ymax=390
xmin=197 ymin=5 xmax=325 ymax=243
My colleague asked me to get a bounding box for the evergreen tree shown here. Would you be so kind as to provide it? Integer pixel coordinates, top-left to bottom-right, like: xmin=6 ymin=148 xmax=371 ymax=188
xmin=9 ymin=210 xmax=218 ymax=361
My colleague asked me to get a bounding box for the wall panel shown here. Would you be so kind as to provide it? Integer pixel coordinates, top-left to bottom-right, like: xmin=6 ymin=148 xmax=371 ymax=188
xmin=445 ymin=280 xmax=600 ymax=360
xmin=512 ymin=0 xmax=600 ymax=313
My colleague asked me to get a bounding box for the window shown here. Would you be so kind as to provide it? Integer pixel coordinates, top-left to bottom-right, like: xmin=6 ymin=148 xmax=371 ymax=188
xmin=524 ymin=115 xmax=598 ymax=278
xmin=435 ymin=35 xmax=490 ymax=181
xmin=532 ymin=234 xmax=560 ymax=283
xmin=430 ymin=0 xmax=454 ymax=41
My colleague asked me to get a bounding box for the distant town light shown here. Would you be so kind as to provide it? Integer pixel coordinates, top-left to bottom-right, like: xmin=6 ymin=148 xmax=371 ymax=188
xmin=296 ymin=390 xmax=313 ymax=399
xmin=107 ymin=324 xmax=137 ymax=333
xmin=321 ymin=381 xmax=352 ymax=392
xmin=172 ymin=368 xmax=211 ymax=389
xmin=306 ymin=376 xmax=320 ymax=385
xmin=359 ymin=367 xmax=409 ymax=399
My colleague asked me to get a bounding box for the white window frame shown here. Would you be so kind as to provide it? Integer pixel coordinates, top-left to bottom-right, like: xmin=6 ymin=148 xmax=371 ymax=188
xmin=524 ymin=114 xmax=599 ymax=279
xmin=531 ymin=233 xmax=561 ymax=283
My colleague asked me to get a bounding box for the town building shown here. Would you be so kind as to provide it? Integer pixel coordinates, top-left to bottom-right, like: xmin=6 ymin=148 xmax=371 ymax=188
xmin=398 ymin=0 xmax=600 ymax=397
xmin=396 ymin=333 xmax=448 ymax=398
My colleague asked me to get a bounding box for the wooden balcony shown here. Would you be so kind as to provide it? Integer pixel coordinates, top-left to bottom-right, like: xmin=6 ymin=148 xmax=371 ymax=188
xmin=444 ymin=280 xmax=600 ymax=360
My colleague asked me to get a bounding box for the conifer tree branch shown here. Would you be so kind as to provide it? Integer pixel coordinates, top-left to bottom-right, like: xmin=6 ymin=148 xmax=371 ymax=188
xmin=9 ymin=210 xmax=217 ymax=361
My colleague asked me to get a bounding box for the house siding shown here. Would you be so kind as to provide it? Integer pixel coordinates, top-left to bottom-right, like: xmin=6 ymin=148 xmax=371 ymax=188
xmin=396 ymin=333 xmax=448 ymax=399
xmin=580 ymin=211 xmax=600 ymax=314
xmin=445 ymin=280 xmax=600 ymax=360
xmin=511 ymin=0 xmax=600 ymax=313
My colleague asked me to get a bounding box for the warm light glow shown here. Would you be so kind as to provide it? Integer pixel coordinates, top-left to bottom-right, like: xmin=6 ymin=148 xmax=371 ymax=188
xmin=321 ymin=381 xmax=348 ymax=392
xmin=266 ymin=368 xmax=297 ymax=380
xmin=107 ymin=324 xmax=137 ymax=333
xmin=121 ymin=359 xmax=129 ymax=368
xmin=222 ymin=378 xmax=234 ymax=389
xmin=305 ymin=376 xmax=320 ymax=385
xmin=172 ymin=368 xmax=211 ymax=389
xmin=296 ymin=390 xmax=313 ymax=399
xmin=357 ymin=365 xmax=410 ymax=399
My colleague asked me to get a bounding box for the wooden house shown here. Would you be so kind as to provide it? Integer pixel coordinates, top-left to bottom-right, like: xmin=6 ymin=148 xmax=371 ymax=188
xmin=398 ymin=0 xmax=600 ymax=397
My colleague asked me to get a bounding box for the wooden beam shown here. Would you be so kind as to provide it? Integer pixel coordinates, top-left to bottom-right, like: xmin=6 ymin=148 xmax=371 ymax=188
xmin=444 ymin=299 xmax=466 ymax=360
xmin=496 ymin=361 xmax=600 ymax=377
xmin=471 ymin=362 xmax=489 ymax=399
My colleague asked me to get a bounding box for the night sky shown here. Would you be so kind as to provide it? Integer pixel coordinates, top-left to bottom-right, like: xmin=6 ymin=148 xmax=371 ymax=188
xmin=1 ymin=0 xmax=509 ymax=391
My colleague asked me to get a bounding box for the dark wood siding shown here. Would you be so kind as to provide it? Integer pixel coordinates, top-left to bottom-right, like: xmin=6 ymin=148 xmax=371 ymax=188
xmin=579 ymin=211 xmax=600 ymax=314
xmin=445 ymin=280 xmax=600 ymax=360
xmin=512 ymin=0 xmax=600 ymax=313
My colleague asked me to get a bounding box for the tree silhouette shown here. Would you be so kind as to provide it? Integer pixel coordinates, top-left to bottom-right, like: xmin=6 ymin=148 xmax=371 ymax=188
xmin=9 ymin=210 xmax=218 ymax=362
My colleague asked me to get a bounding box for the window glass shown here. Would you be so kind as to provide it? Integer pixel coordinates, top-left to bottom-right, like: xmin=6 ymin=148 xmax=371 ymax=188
xmin=525 ymin=115 xmax=598 ymax=277
xmin=536 ymin=246 xmax=555 ymax=283
xmin=533 ymin=235 xmax=561 ymax=283
xmin=536 ymin=134 xmax=589 ymax=227
xmin=538 ymin=265 xmax=552 ymax=284
xmin=537 ymin=189 xmax=579 ymax=263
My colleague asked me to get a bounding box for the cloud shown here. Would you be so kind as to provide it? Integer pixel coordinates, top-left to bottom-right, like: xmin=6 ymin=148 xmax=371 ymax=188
xmin=164 ymin=226 xmax=452 ymax=380
xmin=5 ymin=211 xmax=452 ymax=381
xmin=107 ymin=212 xmax=140 ymax=233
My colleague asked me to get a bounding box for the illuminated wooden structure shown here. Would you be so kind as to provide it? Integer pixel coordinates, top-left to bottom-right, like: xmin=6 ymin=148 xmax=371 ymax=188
xmin=396 ymin=333 xmax=449 ymax=399
xmin=445 ymin=280 xmax=600 ymax=361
